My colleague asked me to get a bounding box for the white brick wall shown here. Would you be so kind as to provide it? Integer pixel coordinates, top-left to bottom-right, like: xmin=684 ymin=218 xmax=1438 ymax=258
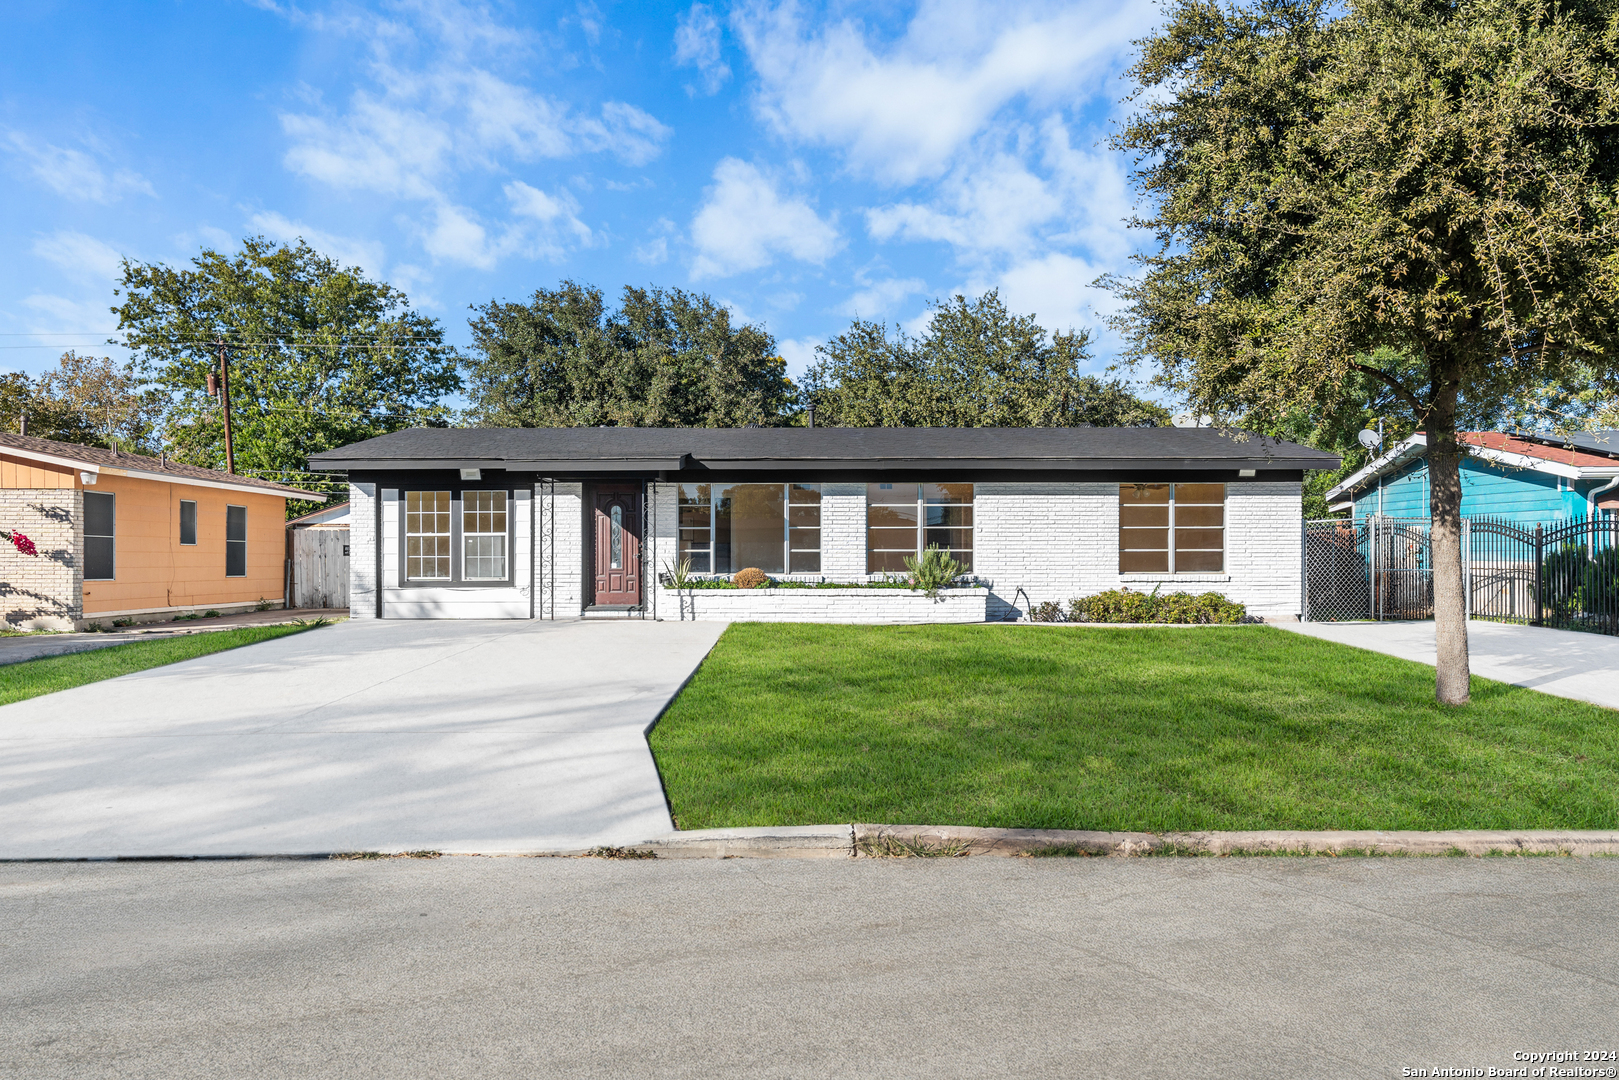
xmin=972 ymin=480 xmax=1304 ymax=620
xmin=345 ymin=476 xmax=1305 ymax=623
xmin=375 ymin=486 xmax=533 ymax=619
xmin=658 ymin=586 xmax=988 ymax=623
xmin=348 ymin=483 xmax=377 ymax=619
xmin=0 ymin=489 xmax=82 ymax=630
xmin=539 ymin=481 xmax=584 ymax=618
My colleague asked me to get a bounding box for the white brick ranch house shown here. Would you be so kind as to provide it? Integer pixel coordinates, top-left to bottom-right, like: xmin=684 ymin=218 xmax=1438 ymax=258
xmin=308 ymin=427 xmax=1340 ymax=623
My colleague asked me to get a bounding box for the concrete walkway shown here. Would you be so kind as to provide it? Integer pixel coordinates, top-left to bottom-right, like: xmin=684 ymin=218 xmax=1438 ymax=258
xmin=1278 ymin=619 xmax=1619 ymax=710
xmin=0 ymin=619 xmax=725 ymax=858
xmin=0 ymin=608 xmax=349 ymax=666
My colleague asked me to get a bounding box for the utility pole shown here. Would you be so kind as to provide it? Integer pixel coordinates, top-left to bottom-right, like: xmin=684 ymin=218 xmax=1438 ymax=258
xmin=216 ymin=340 xmax=235 ymax=475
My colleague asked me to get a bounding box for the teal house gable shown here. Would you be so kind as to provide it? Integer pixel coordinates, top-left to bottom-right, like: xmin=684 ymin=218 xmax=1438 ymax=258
xmin=1327 ymin=431 xmax=1619 ymax=523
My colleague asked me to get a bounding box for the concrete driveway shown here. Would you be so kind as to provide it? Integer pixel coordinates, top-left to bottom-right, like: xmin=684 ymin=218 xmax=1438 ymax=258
xmin=0 ymin=619 xmax=726 ymax=858
xmin=1279 ymin=618 xmax=1619 ymax=709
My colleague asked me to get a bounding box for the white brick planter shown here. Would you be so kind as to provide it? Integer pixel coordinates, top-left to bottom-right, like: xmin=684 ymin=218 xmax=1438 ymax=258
xmin=656 ymin=586 xmax=989 ymax=624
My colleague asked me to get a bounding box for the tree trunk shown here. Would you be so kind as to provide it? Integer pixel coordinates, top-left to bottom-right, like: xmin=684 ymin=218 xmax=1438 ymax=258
xmin=1427 ymin=367 xmax=1470 ymax=705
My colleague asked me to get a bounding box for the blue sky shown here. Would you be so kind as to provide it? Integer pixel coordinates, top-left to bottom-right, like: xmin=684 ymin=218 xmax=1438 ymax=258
xmin=1 ymin=0 xmax=1163 ymax=389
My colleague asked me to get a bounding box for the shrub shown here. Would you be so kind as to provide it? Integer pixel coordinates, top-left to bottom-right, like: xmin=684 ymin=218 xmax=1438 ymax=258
xmin=1068 ymin=587 xmax=1247 ymax=624
xmin=1029 ymin=600 xmax=1066 ymax=623
xmin=903 ymin=545 xmax=964 ymax=599
xmin=732 ymin=567 xmax=769 ymax=589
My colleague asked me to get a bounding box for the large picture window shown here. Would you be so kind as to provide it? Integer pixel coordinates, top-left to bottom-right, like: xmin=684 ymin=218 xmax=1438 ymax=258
xmin=462 ymin=491 xmax=508 ymax=580
xmin=866 ymin=483 xmax=973 ymax=573
xmin=84 ymin=491 xmax=115 ymax=580
xmin=678 ymin=483 xmax=821 ymax=575
xmin=1119 ymin=483 xmax=1225 ymax=573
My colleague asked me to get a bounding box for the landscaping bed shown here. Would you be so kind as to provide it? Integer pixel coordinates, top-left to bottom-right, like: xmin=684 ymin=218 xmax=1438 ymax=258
xmin=649 ymin=623 xmax=1619 ymax=832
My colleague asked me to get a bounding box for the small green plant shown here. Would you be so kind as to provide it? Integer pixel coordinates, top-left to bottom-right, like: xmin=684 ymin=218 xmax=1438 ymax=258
xmin=172 ymin=612 xmax=199 ymax=621
xmin=903 ymin=545 xmax=963 ymax=599
xmin=83 ymin=621 xmax=107 ymax=633
xmin=662 ymin=556 xmax=695 ymax=589
xmin=857 ymin=834 xmax=973 ymax=858
xmin=254 ymin=597 xmax=274 ymax=612
xmin=112 ymin=618 xmax=135 ymax=628
xmin=585 ymin=845 xmax=657 ymax=859
xmin=203 ymin=610 xmax=222 ymax=619
xmin=292 ymin=616 xmax=333 ymax=628
xmin=1029 ymin=600 xmax=1065 ymax=623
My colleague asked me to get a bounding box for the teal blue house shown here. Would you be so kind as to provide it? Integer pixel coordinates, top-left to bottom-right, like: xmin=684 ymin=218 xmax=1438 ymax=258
xmin=1325 ymin=431 xmax=1619 ymax=524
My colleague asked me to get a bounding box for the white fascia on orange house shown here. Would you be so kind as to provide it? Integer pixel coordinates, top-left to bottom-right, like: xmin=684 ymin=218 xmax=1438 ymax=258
xmin=0 ymin=433 xmax=327 ymax=630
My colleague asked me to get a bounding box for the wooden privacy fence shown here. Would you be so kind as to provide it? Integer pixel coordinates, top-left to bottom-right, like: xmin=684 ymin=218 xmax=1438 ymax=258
xmin=288 ymin=527 xmax=349 ymax=609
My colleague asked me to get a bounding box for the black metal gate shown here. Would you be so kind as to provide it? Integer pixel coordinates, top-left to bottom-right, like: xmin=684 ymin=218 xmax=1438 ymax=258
xmin=1304 ymin=513 xmax=1619 ymax=635
xmin=1469 ymin=515 xmax=1619 ymax=634
xmin=1302 ymin=518 xmax=1431 ymax=621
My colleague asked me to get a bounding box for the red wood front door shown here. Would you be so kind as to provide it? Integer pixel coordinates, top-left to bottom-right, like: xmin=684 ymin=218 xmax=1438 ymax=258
xmin=592 ymin=485 xmax=641 ymax=606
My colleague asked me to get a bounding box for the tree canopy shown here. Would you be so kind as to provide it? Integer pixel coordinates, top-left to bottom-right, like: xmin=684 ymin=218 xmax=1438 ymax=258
xmin=1108 ymin=0 xmax=1619 ymax=703
xmin=805 ymin=292 xmax=1168 ymax=428
xmin=115 ymin=237 xmax=459 ymax=508
xmin=0 ymin=352 xmax=163 ymax=451
xmin=463 ymin=281 xmax=792 ymax=427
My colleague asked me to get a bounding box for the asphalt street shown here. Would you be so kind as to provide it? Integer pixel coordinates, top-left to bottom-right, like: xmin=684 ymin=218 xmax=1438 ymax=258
xmin=4 ymin=857 xmax=1616 ymax=1079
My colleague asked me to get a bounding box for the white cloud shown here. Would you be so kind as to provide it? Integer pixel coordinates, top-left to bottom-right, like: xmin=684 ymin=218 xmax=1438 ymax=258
xmin=505 ymin=180 xmax=594 ymax=255
xmin=866 ymin=151 xmax=1061 ymax=258
xmin=21 ymin=293 xmax=118 ymax=335
xmin=635 ymin=236 xmax=669 ymax=265
xmin=840 ymin=273 xmax=927 ymax=317
xmin=4 ymin=131 xmax=155 ymax=203
xmin=31 ymin=231 xmax=125 ymax=283
xmin=690 ymin=158 xmax=841 ymax=278
xmin=271 ymin=0 xmax=669 ymax=267
xmin=422 ymin=203 xmax=501 ymax=269
xmin=733 ymin=0 xmax=1153 ymax=184
xmin=675 ymin=4 xmax=731 ymax=95
xmin=776 ymin=335 xmax=821 ymax=378
xmin=990 ymin=251 xmax=1114 ymax=342
xmin=247 ymin=212 xmax=387 ymax=276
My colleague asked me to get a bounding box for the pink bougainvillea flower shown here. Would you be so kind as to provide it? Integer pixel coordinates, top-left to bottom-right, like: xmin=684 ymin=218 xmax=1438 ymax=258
xmin=2 ymin=530 xmax=37 ymax=557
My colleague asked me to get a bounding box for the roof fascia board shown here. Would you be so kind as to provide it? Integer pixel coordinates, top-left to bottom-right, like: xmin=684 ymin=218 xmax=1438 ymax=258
xmin=697 ymin=457 xmax=1333 ymax=471
xmin=1324 ymin=435 xmax=1428 ymax=500
xmin=100 ymin=465 xmax=327 ymax=501
xmin=0 ymin=445 xmax=101 ymax=475
xmin=1464 ymin=445 xmax=1619 ymax=480
xmin=309 ymin=457 xmax=689 ymax=472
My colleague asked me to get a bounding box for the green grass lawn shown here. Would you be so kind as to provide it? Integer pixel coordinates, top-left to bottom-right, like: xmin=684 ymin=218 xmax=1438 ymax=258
xmin=0 ymin=623 xmax=321 ymax=707
xmin=649 ymin=623 xmax=1619 ymax=832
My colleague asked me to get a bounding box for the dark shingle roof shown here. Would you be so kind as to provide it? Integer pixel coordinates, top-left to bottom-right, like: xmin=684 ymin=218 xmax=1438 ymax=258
xmin=308 ymin=426 xmax=1340 ymax=473
xmin=0 ymin=432 xmax=327 ymax=499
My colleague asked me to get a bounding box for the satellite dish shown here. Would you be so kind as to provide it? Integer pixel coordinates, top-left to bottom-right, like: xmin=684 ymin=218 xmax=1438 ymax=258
xmin=1357 ymin=428 xmax=1383 ymax=450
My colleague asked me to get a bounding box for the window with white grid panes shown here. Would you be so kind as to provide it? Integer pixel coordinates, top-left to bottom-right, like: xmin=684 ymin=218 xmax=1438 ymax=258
xmin=677 ymin=483 xmax=821 ymax=575
xmin=462 ymin=491 xmax=508 ymax=580
xmin=866 ymin=483 xmax=973 ymax=573
xmin=1118 ymin=483 xmax=1225 ymax=573
xmin=405 ymin=490 xmax=452 ymax=580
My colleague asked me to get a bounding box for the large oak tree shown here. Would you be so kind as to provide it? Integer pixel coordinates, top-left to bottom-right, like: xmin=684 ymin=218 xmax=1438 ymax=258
xmin=1108 ymin=0 xmax=1619 ymax=704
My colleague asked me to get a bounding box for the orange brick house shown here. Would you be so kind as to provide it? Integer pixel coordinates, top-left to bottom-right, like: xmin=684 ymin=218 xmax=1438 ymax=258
xmin=0 ymin=433 xmax=326 ymax=629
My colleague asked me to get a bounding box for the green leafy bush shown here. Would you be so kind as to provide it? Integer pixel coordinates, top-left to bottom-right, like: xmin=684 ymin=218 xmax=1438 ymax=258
xmin=1068 ymin=587 xmax=1247 ymax=624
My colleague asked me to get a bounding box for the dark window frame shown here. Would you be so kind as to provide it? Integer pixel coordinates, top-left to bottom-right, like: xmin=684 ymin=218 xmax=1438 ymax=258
xmin=396 ymin=488 xmax=516 ymax=589
xmin=225 ymin=504 xmax=247 ymax=578
xmin=83 ymin=490 xmax=116 ymax=581
xmin=179 ymin=499 xmax=197 ymax=546
xmin=677 ymin=482 xmax=822 ymax=576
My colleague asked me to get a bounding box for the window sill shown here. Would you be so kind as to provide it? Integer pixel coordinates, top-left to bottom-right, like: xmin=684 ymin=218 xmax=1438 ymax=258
xmin=1120 ymin=573 xmax=1231 ymax=583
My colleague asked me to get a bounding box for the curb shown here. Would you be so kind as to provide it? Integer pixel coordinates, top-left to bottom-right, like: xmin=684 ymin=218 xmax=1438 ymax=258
xmin=630 ymin=824 xmax=1619 ymax=859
